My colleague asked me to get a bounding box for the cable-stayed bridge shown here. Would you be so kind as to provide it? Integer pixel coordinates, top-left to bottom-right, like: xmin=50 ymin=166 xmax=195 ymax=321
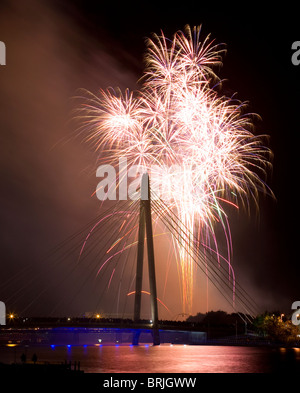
xmin=0 ymin=174 xmax=259 ymax=345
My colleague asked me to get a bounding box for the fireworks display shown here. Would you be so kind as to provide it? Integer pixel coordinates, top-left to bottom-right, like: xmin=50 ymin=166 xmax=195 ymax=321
xmin=79 ymin=25 xmax=272 ymax=314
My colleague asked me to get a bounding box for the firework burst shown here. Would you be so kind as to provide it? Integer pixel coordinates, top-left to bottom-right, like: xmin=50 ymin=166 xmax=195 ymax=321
xmin=79 ymin=25 xmax=272 ymax=314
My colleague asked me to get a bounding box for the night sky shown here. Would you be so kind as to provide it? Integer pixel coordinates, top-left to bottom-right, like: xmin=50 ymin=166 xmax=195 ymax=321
xmin=0 ymin=0 xmax=299 ymax=319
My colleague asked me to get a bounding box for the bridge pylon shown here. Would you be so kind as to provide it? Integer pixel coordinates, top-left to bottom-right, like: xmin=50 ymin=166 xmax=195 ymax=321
xmin=133 ymin=173 xmax=160 ymax=345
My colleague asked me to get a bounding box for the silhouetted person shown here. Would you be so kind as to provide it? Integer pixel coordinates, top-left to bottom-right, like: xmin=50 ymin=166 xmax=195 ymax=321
xmin=32 ymin=353 xmax=37 ymax=364
xmin=20 ymin=353 xmax=26 ymax=363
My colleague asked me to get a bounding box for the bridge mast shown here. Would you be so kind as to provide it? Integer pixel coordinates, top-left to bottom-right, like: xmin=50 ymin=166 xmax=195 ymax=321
xmin=133 ymin=173 xmax=160 ymax=345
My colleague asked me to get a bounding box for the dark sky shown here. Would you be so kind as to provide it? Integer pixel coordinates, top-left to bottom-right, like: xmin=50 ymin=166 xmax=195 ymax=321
xmin=0 ymin=0 xmax=299 ymax=319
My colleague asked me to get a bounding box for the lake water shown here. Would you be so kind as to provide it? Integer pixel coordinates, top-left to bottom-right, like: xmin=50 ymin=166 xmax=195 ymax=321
xmin=1 ymin=344 xmax=300 ymax=373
